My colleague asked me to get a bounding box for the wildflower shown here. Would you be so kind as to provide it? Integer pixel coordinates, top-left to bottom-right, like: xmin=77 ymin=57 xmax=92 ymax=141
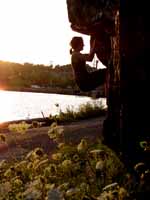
xmin=65 ymin=188 xmax=80 ymax=197
xmin=9 ymin=121 xmax=30 ymax=134
xmin=0 ymin=159 xmax=8 ymax=169
xmin=61 ymin=159 xmax=72 ymax=170
xmin=34 ymin=147 xmax=44 ymax=157
xmin=102 ymin=182 xmax=119 ymax=192
xmin=12 ymin=178 xmax=23 ymax=188
xmin=139 ymin=140 xmax=150 ymax=151
xmin=72 ymin=154 xmax=80 ymax=162
xmin=118 ymin=187 xmax=128 ymax=200
xmin=45 ymin=183 xmax=55 ymax=191
xmin=57 ymin=142 xmax=65 ymax=149
xmin=90 ymin=149 xmax=106 ymax=161
xmin=58 ymin=183 xmax=70 ymax=191
xmin=34 ymin=159 xmax=49 ymax=172
xmin=134 ymin=162 xmax=146 ymax=175
xmin=50 ymin=122 xmax=58 ymax=128
xmin=90 ymin=149 xmax=105 ymax=156
xmin=52 ymin=153 xmax=62 ymax=161
xmin=4 ymin=167 xmax=15 ymax=178
xmin=27 ymin=162 xmax=33 ymax=170
xmin=44 ymin=165 xmax=57 ymax=178
xmin=96 ymin=160 xmax=105 ymax=171
xmin=48 ymin=126 xmax=64 ymax=142
xmin=101 ymin=191 xmax=115 ymax=200
xmin=25 ymin=150 xmax=35 ymax=161
xmin=15 ymin=161 xmax=28 ymax=171
xmin=15 ymin=192 xmax=24 ymax=200
xmin=79 ymin=182 xmax=90 ymax=193
xmin=77 ymin=139 xmax=88 ymax=153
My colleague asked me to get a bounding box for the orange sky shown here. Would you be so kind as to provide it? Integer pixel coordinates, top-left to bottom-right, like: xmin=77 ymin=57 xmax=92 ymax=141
xmin=0 ymin=0 xmax=91 ymax=66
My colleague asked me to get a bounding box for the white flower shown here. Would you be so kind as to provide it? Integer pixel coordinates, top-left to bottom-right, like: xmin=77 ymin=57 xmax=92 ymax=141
xmin=0 ymin=159 xmax=7 ymax=169
xmin=52 ymin=153 xmax=62 ymax=161
xmin=102 ymin=182 xmax=118 ymax=192
xmin=118 ymin=187 xmax=128 ymax=200
xmin=90 ymin=149 xmax=104 ymax=155
xmin=96 ymin=160 xmax=105 ymax=171
xmin=58 ymin=143 xmax=65 ymax=149
xmin=77 ymin=139 xmax=88 ymax=153
xmin=65 ymin=188 xmax=80 ymax=197
xmin=62 ymin=159 xmax=72 ymax=170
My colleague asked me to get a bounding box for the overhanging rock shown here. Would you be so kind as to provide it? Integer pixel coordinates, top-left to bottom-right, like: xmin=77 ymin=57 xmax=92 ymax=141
xmin=66 ymin=0 xmax=119 ymax=36
xmin=66 ymin=0 xmax=119 ymax=67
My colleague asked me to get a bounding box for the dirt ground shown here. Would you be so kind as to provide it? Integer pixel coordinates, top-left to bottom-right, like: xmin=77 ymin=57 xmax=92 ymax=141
xmin=0 ymin=116 xmax=106 ymax=161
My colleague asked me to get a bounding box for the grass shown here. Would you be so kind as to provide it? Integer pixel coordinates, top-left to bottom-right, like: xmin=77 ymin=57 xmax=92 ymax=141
xmin=52 ymin=101 xmax=106 ymax=123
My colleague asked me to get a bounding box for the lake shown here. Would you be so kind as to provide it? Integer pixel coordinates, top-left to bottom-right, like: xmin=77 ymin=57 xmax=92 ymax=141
xmin=0 ymin=90 xmax=107 ymax=123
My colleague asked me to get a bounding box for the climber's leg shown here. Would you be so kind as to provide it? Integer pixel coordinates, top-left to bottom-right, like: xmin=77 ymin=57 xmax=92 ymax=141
xmin=76 ymin=68 xmax=107 ymax=92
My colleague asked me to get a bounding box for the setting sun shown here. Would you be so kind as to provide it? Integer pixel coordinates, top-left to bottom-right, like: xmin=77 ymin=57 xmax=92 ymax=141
xmin=0 ymin=0 xmax=90 ymax=66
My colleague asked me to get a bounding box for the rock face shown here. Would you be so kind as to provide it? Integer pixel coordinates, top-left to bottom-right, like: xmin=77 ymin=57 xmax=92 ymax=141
xmin=66 ymin=0 xmax=150 ymax=165
xmin=66 ymin=0 xmax=118 ymax=27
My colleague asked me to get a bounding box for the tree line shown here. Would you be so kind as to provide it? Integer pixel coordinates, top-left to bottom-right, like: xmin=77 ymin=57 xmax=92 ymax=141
xmin=0 ymin=61 xmax=77 ymax=90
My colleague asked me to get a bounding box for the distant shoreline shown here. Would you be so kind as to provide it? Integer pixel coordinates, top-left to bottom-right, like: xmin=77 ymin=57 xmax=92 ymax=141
xmin=2 ymin=86 xmax=106 ymax=98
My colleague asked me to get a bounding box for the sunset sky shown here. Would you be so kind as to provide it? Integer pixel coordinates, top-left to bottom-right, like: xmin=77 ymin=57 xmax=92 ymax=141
xmin=0 ymin=0 xmax=91 ymax=66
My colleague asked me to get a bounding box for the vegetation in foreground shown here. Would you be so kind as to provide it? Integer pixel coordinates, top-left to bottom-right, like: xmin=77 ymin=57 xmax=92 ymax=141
xmin=0 ymin=120 xmax=149 ymax=199
xmin=51 ymin=101 xmax=106 ymax=124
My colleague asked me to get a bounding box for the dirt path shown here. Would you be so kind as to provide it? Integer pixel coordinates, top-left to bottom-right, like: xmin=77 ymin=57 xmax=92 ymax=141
xmin=0 ymin=116 xmax=105 ymax=161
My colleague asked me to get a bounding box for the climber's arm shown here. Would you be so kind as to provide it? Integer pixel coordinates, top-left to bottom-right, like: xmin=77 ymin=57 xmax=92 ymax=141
xmin=82 ymin=52 xmax=94 ymax=62
xmin=82 ymin=38 xmax=96 ymax=61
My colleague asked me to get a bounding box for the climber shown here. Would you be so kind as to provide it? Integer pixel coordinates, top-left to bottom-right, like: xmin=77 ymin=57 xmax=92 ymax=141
xmin=70 ymin=36 xmax=107 ymax=92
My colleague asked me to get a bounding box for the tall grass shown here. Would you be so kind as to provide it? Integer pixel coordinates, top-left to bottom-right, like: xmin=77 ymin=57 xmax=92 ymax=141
xmin=53 ymin=101 xmax=106 ymax=123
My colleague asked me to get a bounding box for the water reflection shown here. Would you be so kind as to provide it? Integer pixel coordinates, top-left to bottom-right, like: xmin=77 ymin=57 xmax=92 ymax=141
xmin=0 ymin=90 xmax=16 ymax=123
xmin=0 ymin=90 xmax=106 ymax=123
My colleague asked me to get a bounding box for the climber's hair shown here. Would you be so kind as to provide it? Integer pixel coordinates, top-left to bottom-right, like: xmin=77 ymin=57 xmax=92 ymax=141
xmin=70 ymin=36 xmax=83 ymax=54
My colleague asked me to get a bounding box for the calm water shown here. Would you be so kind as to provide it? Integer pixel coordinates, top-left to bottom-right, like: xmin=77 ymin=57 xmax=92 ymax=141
xmin=0 ymin=90 xmax=106 ymax=123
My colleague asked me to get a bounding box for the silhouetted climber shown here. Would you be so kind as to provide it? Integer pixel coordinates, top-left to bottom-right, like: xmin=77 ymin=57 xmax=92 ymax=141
xmin=70 ymin=36 xmax=107 ymax=92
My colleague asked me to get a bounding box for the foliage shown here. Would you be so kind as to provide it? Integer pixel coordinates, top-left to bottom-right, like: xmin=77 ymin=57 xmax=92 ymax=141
xmin=0 ymin=61 xmax=76 ymax=90
xmin=8 ymin=121 xmax=31 ymax=134
xmin=0 ymin=125 xmax=123 ymax=199
xmin=51 ymin=101 xmax=106 ymax=123
xmin=1 ymin=123 xmax=149 ymax=199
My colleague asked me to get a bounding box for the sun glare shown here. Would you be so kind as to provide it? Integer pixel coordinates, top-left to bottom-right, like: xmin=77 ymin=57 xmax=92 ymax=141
xmin=0 ymin=0 xmax=90 ymax=66
xmin=0 ymin=90 xmax=15 ymax=123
